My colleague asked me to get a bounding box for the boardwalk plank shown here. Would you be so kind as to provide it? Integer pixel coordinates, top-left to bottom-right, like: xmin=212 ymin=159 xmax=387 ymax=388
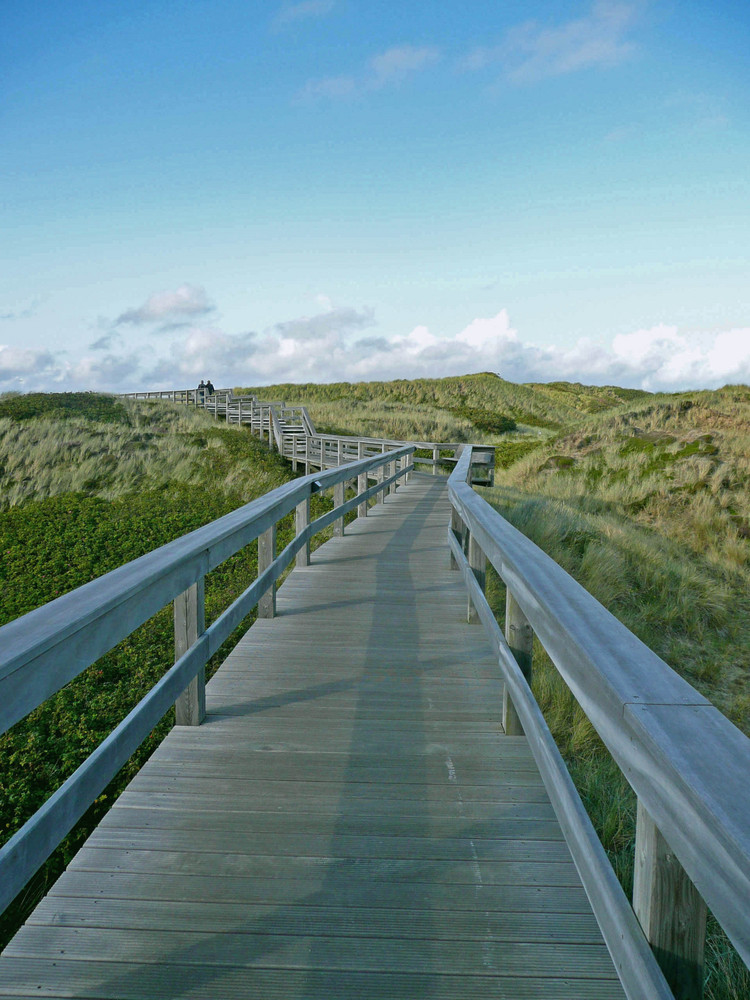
xmin=27 ymin=898 xmax=605 ymax=941
xmin=0 ymin=961 xmax=629 ymax=999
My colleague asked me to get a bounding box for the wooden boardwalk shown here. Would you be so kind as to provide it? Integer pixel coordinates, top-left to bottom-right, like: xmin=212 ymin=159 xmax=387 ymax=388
xmin=0 ymin=475 xmax=626 ymax=999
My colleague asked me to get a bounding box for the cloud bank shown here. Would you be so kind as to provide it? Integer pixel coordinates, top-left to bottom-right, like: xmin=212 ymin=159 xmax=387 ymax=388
xmin=3 ymin=305 xmax=748 ymax=398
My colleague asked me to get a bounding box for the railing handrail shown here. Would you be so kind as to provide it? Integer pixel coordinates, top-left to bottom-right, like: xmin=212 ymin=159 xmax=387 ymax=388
xmin=448 ymin=446 xmax=750 ymax=989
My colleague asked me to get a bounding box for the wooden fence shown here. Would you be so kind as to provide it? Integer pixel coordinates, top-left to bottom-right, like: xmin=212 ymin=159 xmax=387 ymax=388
xmin=449 ymin=445 xmax=750 ymax=1000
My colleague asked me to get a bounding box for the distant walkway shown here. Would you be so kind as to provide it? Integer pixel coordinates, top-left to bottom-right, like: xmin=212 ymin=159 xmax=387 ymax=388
xmin=0 ymin=476 xmax=624 ymax=998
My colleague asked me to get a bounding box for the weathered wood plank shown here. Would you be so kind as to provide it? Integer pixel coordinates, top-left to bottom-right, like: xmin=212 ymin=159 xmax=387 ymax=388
xmin=5 ymin=926 xmax=621 ymax=978
xmin=28 ymin=897 xmax=604 ymax=940
xmin=0 ymin=960 xmax=630 ymax=999
xmin=62 ymin=853 xmax=586 ymax=889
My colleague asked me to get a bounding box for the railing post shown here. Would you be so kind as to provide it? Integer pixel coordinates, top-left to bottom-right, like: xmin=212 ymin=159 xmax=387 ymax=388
xmin=334 ymin=480 xmax=345 ymax=536
xmin=432 ymin=445 xmax=440 ymax=475
xmin=174 ymin=579 xmax=205 ymax=726
xmin=258 ymin=524 xmax=276 ymax=618
xmin=633 ymin=800 xmax=707 ymax=999
xmin=337 ymin=440 xmax=343 ymax=467
xmin=503 ymin=590 xmax=533 ymax=736
xmin=237 ymin=399 xmax=242 ymax=427
xmin=357 ymin=443 xmax=368 ymax=518
xmin=449 ymin=507 xmax=462 ymax=570
xmin=295 ymin=495 xmax=310 ymax=567
xmin=466 ymin=534 xmax=487 ymax=624
xmin=466 ymin=531 xmax=487 ymax=624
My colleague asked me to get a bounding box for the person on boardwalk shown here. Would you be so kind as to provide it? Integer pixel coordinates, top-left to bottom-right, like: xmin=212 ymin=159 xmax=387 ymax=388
xmin=205 ymin=379 xmax=215 ymax=395
xmin=197 ymin=379 xmax=206 ymax=404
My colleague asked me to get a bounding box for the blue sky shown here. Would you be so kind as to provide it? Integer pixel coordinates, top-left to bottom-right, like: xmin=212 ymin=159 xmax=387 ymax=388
xmin=1 ymin=0 xmax=749 ymax=392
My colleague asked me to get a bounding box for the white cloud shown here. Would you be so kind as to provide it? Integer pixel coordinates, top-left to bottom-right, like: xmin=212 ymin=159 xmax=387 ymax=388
xmin=0 ymin=345 xmax=56 ymax=378
xmin=115 ymin=284 xmax=213 ymax=326
xmin=463 ymin=2 xmax=640 ymax=83
xmin=300 ymin=44 xmax=440 ymax=102
xmin=274 ymin=305 xmax=374 ymax=343
xmin=273 ymin=0 xmax=335 ymax=29
xmin=70 ymin=353 xmax=142 ymax=388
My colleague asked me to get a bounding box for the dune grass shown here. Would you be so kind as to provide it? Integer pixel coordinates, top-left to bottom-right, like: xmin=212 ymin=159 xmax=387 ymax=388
xmin=238 ymin=371 xmax=646 ymax=440
xmin=0 ymin=395 xmax=296 ymax=509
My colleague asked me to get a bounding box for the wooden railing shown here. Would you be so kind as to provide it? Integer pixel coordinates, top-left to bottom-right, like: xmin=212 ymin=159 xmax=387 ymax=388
xmin=0 ymin=446 xmax=414 ymax=916
xmin=122 ymin=388 xmax=495 ymax=481
xmin=448 ymin=446 xmax=750 ymax=1000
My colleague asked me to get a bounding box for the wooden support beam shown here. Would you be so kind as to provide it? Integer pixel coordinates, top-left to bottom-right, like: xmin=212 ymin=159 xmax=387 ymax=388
xmin=503 ymin=590 xmax=533 ymax=736
xmin=466 ymin=532 xmax=486 ymax=624
xmin=295 ymin=497 xmax=310 ymax=567
xmin=357 ymin=443 xmax=368 ymax=518
xmin=449 ymin=507 xmax=462 ymax=570
xmin=389 ymin=460 xmax=398 ymax=496
xmin=432 ymin=445 xmax=440 ymax=475
xmin=173 ymin=580 xmax=205 ymax=726
xmin=334 ymin=481 xmax=345 ymax=536
xmin=258 ymin=524 xmax=276 ymax=618
xmin=634 ymin=800 xmax=707 ymax=1000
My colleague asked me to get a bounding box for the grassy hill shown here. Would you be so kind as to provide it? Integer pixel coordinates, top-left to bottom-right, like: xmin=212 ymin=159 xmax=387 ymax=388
xmin=238 ymin=372 xmax=652 ymax=439
xmin=523 ymin=379 xmax=652 ymax=414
